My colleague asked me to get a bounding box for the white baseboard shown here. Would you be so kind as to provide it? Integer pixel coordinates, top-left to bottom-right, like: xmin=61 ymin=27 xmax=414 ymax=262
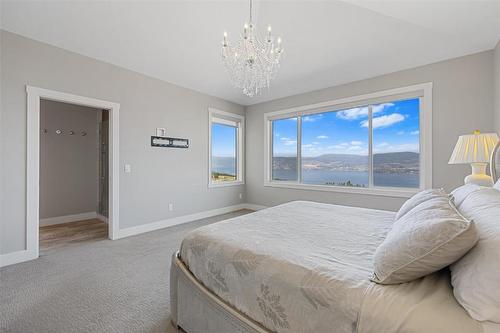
xmin=96 ymin=214 xmax=108 ymax=223
xmin=0 ymin=249 xmax=37 ymax=268
xmin=114 ymin=203 xmax=253 ymax=239
xmin=244 ymin=203 xmax=268 ymax=211
xmin=1 ymin=203 xmax=268 ymax=267
xmin=39 ymin=211 xmax=97 ymax=226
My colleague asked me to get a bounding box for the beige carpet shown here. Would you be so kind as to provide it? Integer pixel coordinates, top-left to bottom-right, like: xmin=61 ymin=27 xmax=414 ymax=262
xmin=0 ymin=210 xmax=252 ymax=333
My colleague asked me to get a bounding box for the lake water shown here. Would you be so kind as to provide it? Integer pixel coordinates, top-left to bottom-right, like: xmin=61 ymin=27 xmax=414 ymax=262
xmin=213 ymin=165 xmax=420 ymax=188
xmin=273 ymin=169 xmax=419 ymax=188
xmin=212 ymin=166 xmax=236 ymax=176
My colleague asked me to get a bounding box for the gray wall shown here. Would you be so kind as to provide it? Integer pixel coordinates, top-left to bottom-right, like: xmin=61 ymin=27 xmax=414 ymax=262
xmin=245 ymin=51 xmax=495 ymax=211
xmin=1 ymin=31 xmax=245 ymax=255
xmin=40 ymin=100 xmax=100 ymax=219
xmin=495 ymin=40 xmax=500 ymax=133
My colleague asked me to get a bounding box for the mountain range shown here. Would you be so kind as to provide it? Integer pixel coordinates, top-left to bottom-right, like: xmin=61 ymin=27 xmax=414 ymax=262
xmin=275 ymin=151 xmax=419 ymax=173
xmin=212 ymin=152 xmax=419 ymax=174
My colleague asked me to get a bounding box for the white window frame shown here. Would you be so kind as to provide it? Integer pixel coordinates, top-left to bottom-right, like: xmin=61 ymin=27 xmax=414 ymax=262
xmin=263 ymin=83 xmax=433 ymax=198
xmin=208 ymin=108 xmax=245 ymax=188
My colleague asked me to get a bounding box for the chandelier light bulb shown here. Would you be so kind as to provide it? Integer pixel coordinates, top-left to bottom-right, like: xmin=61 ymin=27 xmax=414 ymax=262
xmin=223 ymin=31 xmax=228 ymax=46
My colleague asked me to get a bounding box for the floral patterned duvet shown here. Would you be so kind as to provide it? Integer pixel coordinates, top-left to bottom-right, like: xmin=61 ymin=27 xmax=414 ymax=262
xmin=180 ymin=201 xmax=394 ymax=333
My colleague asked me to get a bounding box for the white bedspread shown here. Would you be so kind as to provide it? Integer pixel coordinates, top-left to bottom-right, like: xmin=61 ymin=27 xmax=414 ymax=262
xmin=181 ymin=201 xmax=393 ymax=332
xmin=180 ymin=200 xmax=486 ymax=333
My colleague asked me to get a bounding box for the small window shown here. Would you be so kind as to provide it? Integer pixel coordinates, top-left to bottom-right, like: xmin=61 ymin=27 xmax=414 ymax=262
xmin=209 ymin=108 xmax=244 ymax=187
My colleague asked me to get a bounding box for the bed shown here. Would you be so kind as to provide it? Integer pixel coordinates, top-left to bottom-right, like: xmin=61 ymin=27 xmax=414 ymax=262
xmin=170 ymin=200 xmax=497 ymax=333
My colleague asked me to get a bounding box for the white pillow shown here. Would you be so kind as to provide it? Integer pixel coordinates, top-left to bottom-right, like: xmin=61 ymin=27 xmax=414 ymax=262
xmin=373 ymin=196 xmax=478 ymax=285
xmin=395 ymin=188 xmax=448 ymax=220
xmin=450 ymin=184 xmax=482 ymax=208
xmin=450 ymin=188 xmax=500 ymax=323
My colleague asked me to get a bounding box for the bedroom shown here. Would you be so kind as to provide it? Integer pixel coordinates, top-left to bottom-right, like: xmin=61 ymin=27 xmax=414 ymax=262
xmin=1 ymin=1 xmax=499 ymax=332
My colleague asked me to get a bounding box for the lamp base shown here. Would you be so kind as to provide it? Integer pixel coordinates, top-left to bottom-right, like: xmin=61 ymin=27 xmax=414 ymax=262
xmin=464 ymin=163 xmax=493 ymax=187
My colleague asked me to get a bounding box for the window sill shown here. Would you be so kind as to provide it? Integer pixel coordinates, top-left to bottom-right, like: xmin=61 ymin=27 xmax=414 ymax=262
xmin=263 ymin=181 xmax=419 ymax=198
xmin=209 ymin=181 xmax=245 ymax=188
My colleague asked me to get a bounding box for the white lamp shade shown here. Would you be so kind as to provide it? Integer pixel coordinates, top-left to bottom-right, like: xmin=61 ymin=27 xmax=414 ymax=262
xmin=449 ymin=132 xmax=499 ymax=164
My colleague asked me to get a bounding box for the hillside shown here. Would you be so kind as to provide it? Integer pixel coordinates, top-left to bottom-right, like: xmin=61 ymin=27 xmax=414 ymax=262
xmin=273 ymin=152 xmax=419 ymax=173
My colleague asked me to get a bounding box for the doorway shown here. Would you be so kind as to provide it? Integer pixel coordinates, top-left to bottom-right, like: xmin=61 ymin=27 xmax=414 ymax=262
xmin=26 ymin=86 xmax=120 ymax=261
xmin=38 ymin=100 xmax=109 ymax=252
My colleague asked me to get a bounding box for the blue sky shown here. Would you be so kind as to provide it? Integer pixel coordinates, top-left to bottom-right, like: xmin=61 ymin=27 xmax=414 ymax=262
xmin=212 ymin=123 xmax=236 ymax=157
xmin=273 ymin=98 xmax=420 ymax=157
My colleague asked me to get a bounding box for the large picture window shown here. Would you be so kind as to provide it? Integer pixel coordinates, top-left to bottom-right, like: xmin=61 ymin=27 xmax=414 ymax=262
xmin=265 ymin=83 xmax=432 ymax=196
xmin=209 ymin=108 xmax=244 ymax=187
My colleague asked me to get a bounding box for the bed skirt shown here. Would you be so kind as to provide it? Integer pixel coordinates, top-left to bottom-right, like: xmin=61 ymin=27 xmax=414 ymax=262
xmin=170 ymin=252 xmax=271 ymax=333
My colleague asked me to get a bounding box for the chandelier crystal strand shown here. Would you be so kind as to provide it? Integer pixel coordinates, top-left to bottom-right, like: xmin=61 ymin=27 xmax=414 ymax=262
xmin=221 ymin=0 xmax=283 ymax=97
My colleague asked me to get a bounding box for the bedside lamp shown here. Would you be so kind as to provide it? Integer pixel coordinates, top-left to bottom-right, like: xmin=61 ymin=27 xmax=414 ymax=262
xmin=448 ymin=130 xmax=499 ymax=186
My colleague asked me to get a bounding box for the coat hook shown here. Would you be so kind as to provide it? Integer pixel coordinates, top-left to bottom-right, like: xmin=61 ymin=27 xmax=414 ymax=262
xmin=81 ymin=130 xmax=87 ymax=136
xmin=55 ymin=129 xmax=62 ymax=135
xmin=69 ymin=130 xmax=75 ymax=135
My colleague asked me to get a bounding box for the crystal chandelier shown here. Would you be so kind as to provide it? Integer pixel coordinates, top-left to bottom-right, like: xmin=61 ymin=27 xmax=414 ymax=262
xmin=221 ymin=0 xmax=284 ymax=97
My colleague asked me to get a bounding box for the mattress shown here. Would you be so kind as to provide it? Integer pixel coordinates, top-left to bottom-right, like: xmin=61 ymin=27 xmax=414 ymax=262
xmin=180 ymin=201 xmax=393 ymax=332
xmin=179 ymin=200 xmax=487 ymax=333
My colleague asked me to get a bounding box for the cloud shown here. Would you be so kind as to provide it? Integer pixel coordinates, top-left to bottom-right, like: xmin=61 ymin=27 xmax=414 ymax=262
xmin=336 ymin=103 xmax=394 ymax=120
xmin=336 ymin=107 xmax=369 ymax=120
xmin=373 ymin=143 xmax=419 ymax=154
xmin=410 ymin=130 xmax=419 ymax=135
xmin=328 ymin=144 xmax=344 ymax=149
xmin=302 ymin=114 xmax=323 ymax=122
xmin=397 ymin=131 xmax=405 ymax=135
xmin=372 ymin=103 xmax=394 ymax=114
xmin=325 ymin=141 xmax=365 ymax=152
xmin=280 ymin=137 xmax=297 ymax=146
xmin=312 ymin=142 xmax=320 ymax=145
xmin=316 ymin=135 xmax=329 ymax=139
xmin=361 ymin=113 xmax=405 ymax=129
xmin=377 ymin=142 xmax=389 ymax=147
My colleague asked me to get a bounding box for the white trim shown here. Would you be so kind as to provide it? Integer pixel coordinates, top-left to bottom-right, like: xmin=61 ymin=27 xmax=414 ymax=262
xmin=26 ymin=86 xmax=120 ymax=266
xmin=114 ymin=203 xmax=258 ymax=239
xmin=264 ymin=83 xmax=433 ymax=119
xmin=419 ymin=84 xmax=433 ymax=189
xmin=208 ymin=108 xmax=245 ymax=188
xmin=39 ymin=212 xmax=98 ymax=226
xmin=243 ymin=204 xmax=268 ymax=211
xmin=263 ymin=83 xmax=433 ymax=197
xmin=208 ymin=181 xmax=245 ymax=188
xmin=97 ymin=214 xmax=109 ymax=223
xmin=263 ymin=181 xmax=418 ymax=198
xmin=0 ymin=250 xmax=38 ymax=268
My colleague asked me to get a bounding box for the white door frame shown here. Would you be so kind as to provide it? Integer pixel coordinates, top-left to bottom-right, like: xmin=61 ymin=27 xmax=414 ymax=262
xmin=26 ymin=86 xmax=120 ymax=259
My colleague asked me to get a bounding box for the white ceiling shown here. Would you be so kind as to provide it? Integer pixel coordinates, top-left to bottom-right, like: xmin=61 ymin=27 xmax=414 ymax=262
xmin=1 ymin=0 xmax=499 ymax=106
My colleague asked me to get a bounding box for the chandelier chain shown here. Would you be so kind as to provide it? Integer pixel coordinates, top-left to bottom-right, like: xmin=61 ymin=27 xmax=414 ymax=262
xmin=249 ymin=0 xmax=252 ymax=24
